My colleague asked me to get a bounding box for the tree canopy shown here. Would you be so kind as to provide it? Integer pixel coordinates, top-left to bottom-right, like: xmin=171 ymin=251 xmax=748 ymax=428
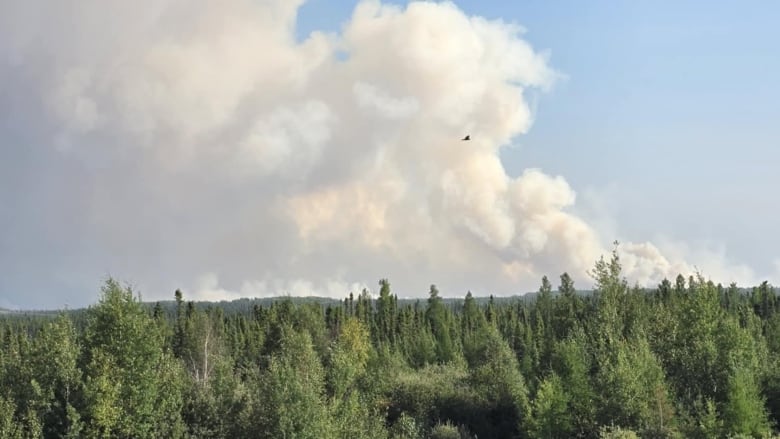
xmin=2 ymin=253 xmax=780 ymax=438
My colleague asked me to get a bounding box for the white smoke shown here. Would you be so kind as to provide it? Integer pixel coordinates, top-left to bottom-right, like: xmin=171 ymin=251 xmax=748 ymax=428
xmin=0 ymin=0 xmax=760 ymax=306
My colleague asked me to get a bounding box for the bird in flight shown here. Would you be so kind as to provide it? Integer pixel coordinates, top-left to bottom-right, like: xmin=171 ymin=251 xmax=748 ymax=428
xmin=461 ymin=135 xmax=470 ymax=141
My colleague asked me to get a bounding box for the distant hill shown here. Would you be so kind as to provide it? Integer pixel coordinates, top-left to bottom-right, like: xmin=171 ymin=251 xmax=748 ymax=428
xmin=0 ymin=293 xmax=542 ymax=317
xmin=4 ymin=284 xmax=766 ymax=317
xmin=0 ymin=307 xmax=67 ymax=317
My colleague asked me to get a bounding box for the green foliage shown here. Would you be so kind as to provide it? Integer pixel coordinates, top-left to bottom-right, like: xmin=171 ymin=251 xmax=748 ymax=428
xmin=595 ymin=336 xmax=676 ymax=434
xmin=6 ymin=314 xmax=84 ymax=437
xmin=328 ymin=318 xmax=388 ymax=439
xmin=328 ymin=318 xmax=371 ymax=400
xmin=430 ymin=422 xmax=469 ymax=439
xmin=695 ymin=398 xmax=724 ymax=439
xmin=254 ymin=326 xmax=332 ymax=439
xmin=390 ymin=412 xmax=421 ymax=439
xmin=764 ymin=356 xmax=780 ymax=432
xmin=598 ymin=425 xmax=640 ymax=438
xmin=0 ymin=396 xmax=23 ymax=439
xmin=2 ymin=258 xmax=780 ymax=438
xmin=179 ymin=306 xmax=224 ymax=386
xmin=388 ymin=363 xmax=468 ymax=428
xmin=376 ymin=279 xmax=397 ymax=347
xmin=467 ymin=326 xmax=531 ymax=436
xmin=551 ymin=332 xmax=597 ymax=435
xmin=554 ymin=272 xmax=582 ymax=339
xmin=331 ymin=392 xmax=388 ymax=439
xmin=426 ymin=285 xmax=456 ymax=364
xmin=530 ymin=372 xmax=571 ymax=438
xmin=723 ymin=365 xmax=771 ymax=437
xmin=82 ymin=279 xmax=184 ymax=438
xmin=82 ymin=349 xmax=121 ymax=437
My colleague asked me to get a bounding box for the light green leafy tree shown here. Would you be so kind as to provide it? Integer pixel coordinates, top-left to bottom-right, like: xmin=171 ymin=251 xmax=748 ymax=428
xmin=28 ymin=315 xmax=83 ymax=437
xmin=255 ymin=326 xmax=333 ymax=439
xmin=468 ymin=326 xmax=531 ymax=436
xmin=328 ymin=318 xmax=387 ymax=439
xmin=530 ymin=372 xmax=571 ymax=438
xmin=82 ymin=279 xmax=184 ymax=438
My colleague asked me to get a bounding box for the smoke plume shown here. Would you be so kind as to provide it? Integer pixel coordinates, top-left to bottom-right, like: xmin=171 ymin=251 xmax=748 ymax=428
xmin=0 ymin=0 xmax=758 ymax=306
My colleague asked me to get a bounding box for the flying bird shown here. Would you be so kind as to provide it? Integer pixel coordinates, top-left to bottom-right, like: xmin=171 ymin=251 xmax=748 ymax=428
xmin=461 ymin=135 xmax=470 ymax=141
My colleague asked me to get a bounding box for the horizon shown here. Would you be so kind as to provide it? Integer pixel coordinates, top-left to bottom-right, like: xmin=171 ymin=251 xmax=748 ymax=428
xmin=2 ymin=277 xmax=768 ymax=313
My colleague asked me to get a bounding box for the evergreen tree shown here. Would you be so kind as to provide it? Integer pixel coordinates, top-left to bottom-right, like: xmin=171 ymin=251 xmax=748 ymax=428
xmin=426 ymin=285 xmax=455 ymax=363
xmin=376 ymin=279 xmax=396 ymax=348
xmin=722 ymin=364 xmax=771 ymax=437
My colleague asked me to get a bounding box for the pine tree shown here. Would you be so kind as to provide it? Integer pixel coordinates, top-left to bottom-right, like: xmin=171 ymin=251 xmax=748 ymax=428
xmin=722 ymin=365 xmax=771 ymax=437
xmin=426 ymin=285 xmax=454 ymax=363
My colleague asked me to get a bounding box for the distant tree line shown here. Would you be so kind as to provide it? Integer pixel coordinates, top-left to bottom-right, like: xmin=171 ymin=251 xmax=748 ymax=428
xmin=2 ymin=249 xmax=780 ymax=438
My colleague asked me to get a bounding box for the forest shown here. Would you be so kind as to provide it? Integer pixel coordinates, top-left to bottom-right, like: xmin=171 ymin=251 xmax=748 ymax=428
xmin=2 ymin=250 xmax=780 ymax=438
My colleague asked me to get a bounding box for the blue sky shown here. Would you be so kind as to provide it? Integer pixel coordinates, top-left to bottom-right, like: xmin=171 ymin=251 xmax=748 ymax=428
xmin=1 ymin=0 xmax=778 ymax=308
xmin=302 ymin=0 xmax=780 ymax=273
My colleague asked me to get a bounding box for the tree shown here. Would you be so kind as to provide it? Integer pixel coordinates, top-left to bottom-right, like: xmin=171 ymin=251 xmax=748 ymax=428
xmin=389 ymin=412 xmax=421 ymax=439
xmin=461 ymin=292 xmax=485 ymax=337
xmin=599 ymin=425 xmax=639 ymax=439
xmin=535 ymin=276 xmax=555 ymax=370
xmin=27 ymin=315 xmax=83 ymax=437
xmin=588 ymin=251 xmax=678 ymax=435
xmin=180 ymin=307 xmax=224 ymax=386
xmin=426 ymin=285 xmax=455 ymax=363
xmin=595 ymin=336 xmax=677 ymax=436
xmin=327 ymin=317 xmax=387 ymax=438
xmin=722 ymin=365 xmax=771 ymax=437
xmin=590 ymin=247 xmax=630 ymax=347
xmin=328 ymin=318 xmax=371 ymax=400
xmin=376 ymin=279 xmax=396 ymax=347
xmin=181 ymin=355 xmax=250 ymax=438
xmin=468 ymin=326 xmax=531 ymax=436
xmin=555 ymin=272 xmax=581 ymax=339
xmin=254 ymin=326 xmax=332 ymax=439
xmin=530 ymin=372 xmax=571 ymax=438
xmin=552 ymin=332 xmax=596 ymax=436
xmin=0 ymin=396 xmax=23 ymax=439
xmin=82 ymin=279 xmax=184 ymax=438
xmin=461 ymin=292 xmax=488 ymax=368
xmin=173 ymin=289 xmax=185 ymax=357
xmin=429 ymin=422 xmax=463 ymax=439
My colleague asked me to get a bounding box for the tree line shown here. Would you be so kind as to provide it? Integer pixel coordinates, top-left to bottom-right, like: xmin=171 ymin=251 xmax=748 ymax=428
xmin=2 ymin=250 xmax=780 ymax=438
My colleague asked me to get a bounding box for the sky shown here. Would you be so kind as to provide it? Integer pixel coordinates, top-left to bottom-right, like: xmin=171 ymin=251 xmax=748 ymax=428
xmin=1 ymin=0 xmax=778 ymax=309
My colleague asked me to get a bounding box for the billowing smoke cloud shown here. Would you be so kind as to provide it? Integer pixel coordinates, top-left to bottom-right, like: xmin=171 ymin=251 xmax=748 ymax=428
xmin=0 ymin=0 xmax=760 ymax=307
